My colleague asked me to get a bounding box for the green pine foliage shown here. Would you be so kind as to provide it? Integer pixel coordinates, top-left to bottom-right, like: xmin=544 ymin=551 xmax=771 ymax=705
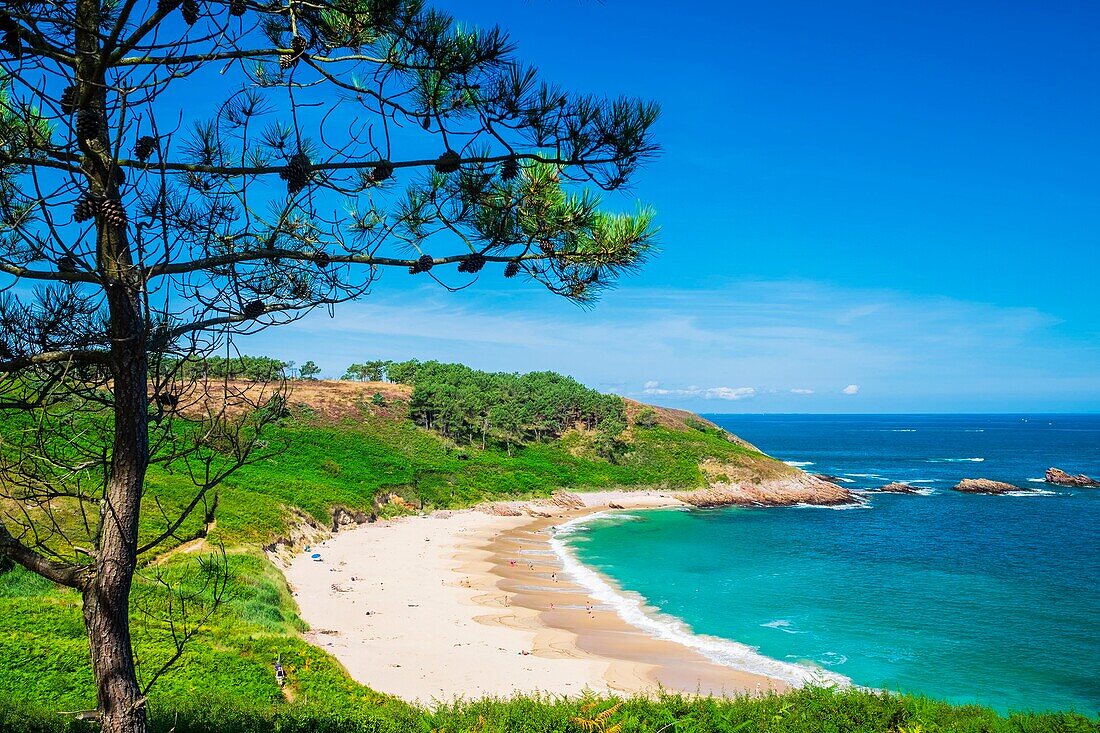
xmin=161 ymin=355 xmax=292 ymax=382
xmin=393 ymin=360 xmax=627 ymax=449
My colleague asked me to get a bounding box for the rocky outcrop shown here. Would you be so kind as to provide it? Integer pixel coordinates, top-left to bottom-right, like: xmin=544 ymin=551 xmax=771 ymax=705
xmin=481 ymin=502 xmax=524 ymax=517
xmin=953 ymin=478 xmax=1021 ymax=495
xmin=876 ymin=482 xmax=921 ymax=494
xmin=679 ymin=474 xmax=856 ymax=508
xmin=1045 ymin=467 xmax=1100 ymax=488
xmin=332 ymin=505 xmax=371 ymax=531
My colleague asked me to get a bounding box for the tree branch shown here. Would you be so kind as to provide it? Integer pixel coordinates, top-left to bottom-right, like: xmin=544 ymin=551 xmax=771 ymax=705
xmin=0 ymin=521 xmax=90 ymax=589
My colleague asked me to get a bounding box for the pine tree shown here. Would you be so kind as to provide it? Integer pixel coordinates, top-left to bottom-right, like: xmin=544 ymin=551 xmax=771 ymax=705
xmin=0 ymin=4 xmax=658 ymax=732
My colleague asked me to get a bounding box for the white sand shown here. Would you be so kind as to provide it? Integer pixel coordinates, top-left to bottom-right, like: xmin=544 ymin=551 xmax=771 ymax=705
xmin=286 ymin=509 xmax=625 ymax=703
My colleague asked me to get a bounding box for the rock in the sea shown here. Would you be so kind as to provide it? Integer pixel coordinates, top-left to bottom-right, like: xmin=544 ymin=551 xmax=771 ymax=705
xmin=1045 ymin=467 xmax=1100 ymax=488
xmin=877 ymin=482 xmax=921 ymax=494
xmin=953 ymin=478 xmax=1021 ymax=495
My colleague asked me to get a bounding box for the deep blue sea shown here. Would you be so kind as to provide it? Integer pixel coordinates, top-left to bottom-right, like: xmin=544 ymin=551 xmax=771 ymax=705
xmin=560 ymin=415 xmax=1100 ymax=714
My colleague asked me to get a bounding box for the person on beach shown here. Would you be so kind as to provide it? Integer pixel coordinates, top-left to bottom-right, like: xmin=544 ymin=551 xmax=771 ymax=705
xmin=274 ymin=660 xmax=286 ymax=688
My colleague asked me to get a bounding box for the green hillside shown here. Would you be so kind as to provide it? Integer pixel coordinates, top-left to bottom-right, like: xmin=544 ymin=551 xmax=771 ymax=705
xmin=0 ymin=367 xmax=1093 ymax=732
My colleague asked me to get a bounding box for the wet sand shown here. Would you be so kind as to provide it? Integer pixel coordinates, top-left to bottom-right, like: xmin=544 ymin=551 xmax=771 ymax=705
xmin=284 ymin=491 xmax=787 ymax=704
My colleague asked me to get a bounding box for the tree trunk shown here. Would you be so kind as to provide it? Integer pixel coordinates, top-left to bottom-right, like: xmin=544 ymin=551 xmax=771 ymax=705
xmin=83 ymin=278 xmax=150 ymax=732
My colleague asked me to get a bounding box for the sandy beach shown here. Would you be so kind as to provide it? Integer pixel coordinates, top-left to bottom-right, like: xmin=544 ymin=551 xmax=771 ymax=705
xmin=283 ymin=491 xmax=788 ymax=704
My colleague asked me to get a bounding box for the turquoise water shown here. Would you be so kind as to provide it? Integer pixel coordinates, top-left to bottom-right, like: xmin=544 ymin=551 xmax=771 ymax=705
xmin=562 ymin=415 xmax=1100 ymax=714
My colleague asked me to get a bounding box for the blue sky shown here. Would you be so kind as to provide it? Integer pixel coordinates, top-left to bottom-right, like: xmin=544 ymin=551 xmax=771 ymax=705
xmin=248 ymin=0 xmax=1099 ymax=413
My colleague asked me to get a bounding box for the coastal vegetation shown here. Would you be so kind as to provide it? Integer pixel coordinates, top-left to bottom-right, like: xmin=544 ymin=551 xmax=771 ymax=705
xmin=0 ymin=374 xmax=1095 ymax=730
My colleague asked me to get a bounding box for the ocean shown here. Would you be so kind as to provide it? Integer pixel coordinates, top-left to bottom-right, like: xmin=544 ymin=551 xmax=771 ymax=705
xmin=557 ymin=414 xmax=1100 ymax=714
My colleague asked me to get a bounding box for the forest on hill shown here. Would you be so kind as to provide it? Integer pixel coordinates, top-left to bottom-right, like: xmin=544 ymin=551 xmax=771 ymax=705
xmin=390 ymin=360 xmax=627 ymax=452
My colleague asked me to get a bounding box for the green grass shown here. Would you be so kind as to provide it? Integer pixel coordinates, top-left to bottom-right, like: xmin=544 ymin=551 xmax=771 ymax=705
xmin=2 ymin=397 xmax=1093 ymax=730
xmin=140 ymin=414 xmax=765 ymax=548
xmin=0 ymin=686 xmax=1095 ymax=733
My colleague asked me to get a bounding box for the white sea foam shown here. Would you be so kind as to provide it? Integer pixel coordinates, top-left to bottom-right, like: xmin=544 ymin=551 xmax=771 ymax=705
xmin=1027 ymin=478 xmax=1047 ymax=483
xmin=887 ymin=429 xmax=918 ymax=432
xmin=843 ymin=473 xmax=886 ymax=479
xmin=550 ymin=514 xmax=849 ymax=688
xmin=761 ymin=619 xmax=803 ymax=634
xmin=832 ymin=477 xmax=856 ymax=483
xmin=783 ymin=460 xmax=815 ymax=467
xmin=1005 ymin=489 xmax=1058 ymax=497
xmin=927 ymin=457 xmax=985 ymax=462
xmin=817 ymin=652 xmax=849 ymax=667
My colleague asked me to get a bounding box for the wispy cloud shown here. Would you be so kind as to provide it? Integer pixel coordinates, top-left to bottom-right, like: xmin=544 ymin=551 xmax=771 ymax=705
xmin=249 ymin=278 xmax=1100 ymax=412
xmin=642 ymin=382 xmax=757 ymax=401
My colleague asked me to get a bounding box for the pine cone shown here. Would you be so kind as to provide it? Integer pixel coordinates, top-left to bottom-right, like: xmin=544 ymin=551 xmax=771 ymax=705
xmin=501 ymin=156 xmax=519 ymax=181
xmin=279 ymin=53 xmax=296 ymax=70
xmin=314 ymin=251 xmax=330 ymax=269
xmin=134 ymin=135 xmax=157 ymax=162
xmin=503 ymin=260 xmax=520 ymax=278
xmin=370 ymin=161 xmax=393 ymax=183
xmin=57 ymin=255 xmax=77 ymax=273
xmin=285 ymin=152 xmax=310 ymax=194
xmin=157 ymin=0 xmax=176 ymax=14
xmin=100 ymin=198 xmax=127 ymax=227
xmin=113 ymin=167 xmax=126 ymax=185
xmin=228 ymin=0 xmax=246 ymax=16
xmin=75 ymin=109 xmax=99 ymax=140
xmin=243 ymin=300 xmax=266 ymax=318
xmin=181 ymin=0 xmax=200 ymax=25
xmin=457 ymin=253 xmax=486 ymax=274
xmin=2 ymin=30 xmax=20 ymax=60
xmin=291 ymin=35 xmax=307 ymax=56
xmin=73 ymin=193 xmax=98 ymax=222
xmin=416 ymin=254 xmax=433 ymax=272
xmin=155 ymin=392 xmax=179 ymax=408
xmin=60 ymin=86 xmax=77 ymax=115
xmin=435 ymin=150 xmax=461 ymax=174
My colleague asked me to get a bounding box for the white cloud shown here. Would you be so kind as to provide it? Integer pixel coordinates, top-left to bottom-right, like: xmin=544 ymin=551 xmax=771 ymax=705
xmin=842 ymin=384 xmax=860 ymax=395
xmin=640 ymin=384 xmax=756 ymax=401
xmin=704 ymin=386 xmax=757 ymax=401
xmin=790 ymin=388 xmax=814 ymax=395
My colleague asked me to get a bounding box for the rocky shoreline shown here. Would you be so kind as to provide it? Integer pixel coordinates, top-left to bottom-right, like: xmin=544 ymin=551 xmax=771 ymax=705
xmin=678 ymin=473 xmax=855 ymax=508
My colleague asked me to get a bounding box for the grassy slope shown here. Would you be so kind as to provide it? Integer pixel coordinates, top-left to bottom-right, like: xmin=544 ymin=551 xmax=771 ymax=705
xmin=0 ymin=382 xmax=1094 ymax=730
